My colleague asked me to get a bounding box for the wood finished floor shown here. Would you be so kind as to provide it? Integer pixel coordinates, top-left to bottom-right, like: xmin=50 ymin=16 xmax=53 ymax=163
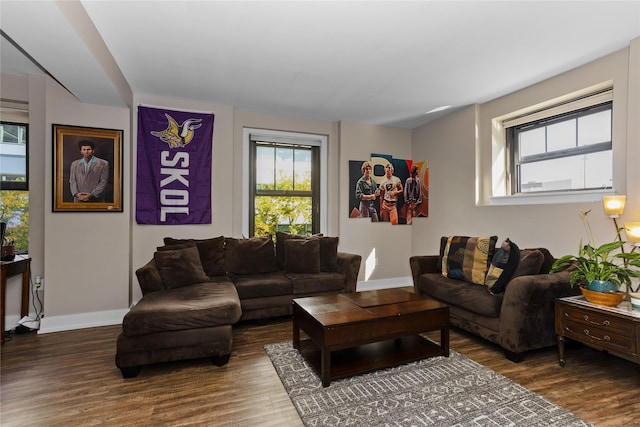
xmin=2 ymin=316 xmax=639 ymax=426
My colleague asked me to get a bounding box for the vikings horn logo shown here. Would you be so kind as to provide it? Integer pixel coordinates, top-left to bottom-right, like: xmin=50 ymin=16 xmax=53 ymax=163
xmin=151 ymin=114 xmax=203 ymax=148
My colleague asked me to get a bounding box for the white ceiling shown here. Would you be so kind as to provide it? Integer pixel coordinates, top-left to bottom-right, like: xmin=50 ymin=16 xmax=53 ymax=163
xmin=1 ymin=1 xmax=639 ymax=129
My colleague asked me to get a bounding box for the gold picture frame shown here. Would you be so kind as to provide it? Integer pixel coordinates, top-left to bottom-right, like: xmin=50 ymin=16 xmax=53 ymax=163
xmin=52 ymin=124 xmax=123 ymax=212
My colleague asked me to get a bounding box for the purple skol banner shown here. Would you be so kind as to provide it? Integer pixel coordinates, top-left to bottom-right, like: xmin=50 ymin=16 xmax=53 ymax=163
xmin=136 ymin=106 xmax=214 ymax=224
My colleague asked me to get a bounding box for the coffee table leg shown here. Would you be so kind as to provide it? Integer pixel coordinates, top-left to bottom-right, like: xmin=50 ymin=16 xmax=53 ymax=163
xmin=321 ymin=347 xmax=331 ymax=387
xmin=441 ymin=325 xmax=450 ymax=357
xmin=293 ymin=317 xmax=300 ymax=350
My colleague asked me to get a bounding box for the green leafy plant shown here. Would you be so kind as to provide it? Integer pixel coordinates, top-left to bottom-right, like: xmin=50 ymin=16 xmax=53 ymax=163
xmin=552 ymin=240 xmax=640 ymax=288
xmin=551 ymin=210 xmax=640 ymax=290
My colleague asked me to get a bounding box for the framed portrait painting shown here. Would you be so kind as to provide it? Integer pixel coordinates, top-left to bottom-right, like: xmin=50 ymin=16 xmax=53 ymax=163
xmin=52 ymin=124 xmax=123 ymax=212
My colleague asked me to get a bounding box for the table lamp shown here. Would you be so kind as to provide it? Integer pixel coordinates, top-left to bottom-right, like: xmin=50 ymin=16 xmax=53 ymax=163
xmin=624 ymin=222 xmax=640 ymax=247
xmin=603 ymin=195 xmax=626 ymax=218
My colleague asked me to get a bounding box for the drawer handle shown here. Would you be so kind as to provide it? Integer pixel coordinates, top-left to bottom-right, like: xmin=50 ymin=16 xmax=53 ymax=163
xmin=583 ymin=314 xmax=609 ymax=326
xmin=584 ymin=329 xmax=610 ymax=342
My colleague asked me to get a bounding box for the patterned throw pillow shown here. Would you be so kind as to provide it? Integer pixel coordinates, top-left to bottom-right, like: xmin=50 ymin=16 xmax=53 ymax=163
xmin=442 ymin=235 xmax=498 ymax=285
xmin=485 ymin=238 xmax=520 ymax=294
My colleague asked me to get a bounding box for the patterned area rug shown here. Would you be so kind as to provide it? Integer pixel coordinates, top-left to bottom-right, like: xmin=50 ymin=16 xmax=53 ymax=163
xmin=264 ymin=342 xmax=592 ymax=427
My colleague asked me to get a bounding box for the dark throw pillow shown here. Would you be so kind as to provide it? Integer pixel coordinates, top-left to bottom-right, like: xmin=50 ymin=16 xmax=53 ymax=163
xmin=225 ymin=236 xmax=276 ymax=275
xmin=485 ymin=238 xmax=520 ymax=294
xmin=275 ymin=231 xmax=324 ymax=270
xmin=319 ymin=236 xmax=339 ymax=272
xmin=135 ymin=259 xmax=164 ymax=295
xmin=284 ymin=238 xmax=320 ymax=274
xmin=164 ymin=236 xmax=226 ymax=277
xmin=512 ymin=249 xmax=546 ymax=278
xmin=276 ymin=232 xmax=306 ymax=270
xmin=153 ymin=245 xmax=209 ymax=289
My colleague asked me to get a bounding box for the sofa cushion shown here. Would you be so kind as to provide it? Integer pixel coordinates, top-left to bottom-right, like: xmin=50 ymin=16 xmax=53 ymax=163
xmin=442 ymin=235 xmax=497 ymax=285
xmin=153 ymin=245 xmax=210 ymax=289
xmin=225 ymin=236 xmax=277 ymax=275
xmin=485 ymin=238 xmax=520 ymax=294
xmin=122 ymin=280 xmax=240 ymax=336
xmin=420 ymin=272 xmax=503 ymax=318
xmin=284 ymin=238 xmax=320 ymax=274
xmin=276 ymin=232 xmax=305 ymax=270
xmin=232 ymin=272 xmax=293 ymax=299
xmin=275 ymin=232 xmax=323 ymax=269
xmin=135 ymin=259 xmax=164 ymax=295
xmin=526 ymin=247 xmax=555 ymax=274
xmin=437 ymin=236 xmax=449 ymax=272
xmin=164 ymin=236 xmax=226 ymax=277
xmin=286 ymin=272 xmax=345 ymax=295
xmin=157 ymin=241 xmax=197 ymax=251
xmin=512 ymin=249 xmax=545 ymax=278
xmin=319 ymin=236 xmax=339 ymax=272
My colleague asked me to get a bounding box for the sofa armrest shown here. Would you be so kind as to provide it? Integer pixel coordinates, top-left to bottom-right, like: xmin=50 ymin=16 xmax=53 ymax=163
xmin=499 ymin=269 xmax=580 ymax=354
xmin=336 ymin=252 xmax=362 ymax=293
xmin=135 ymin=258 xmax=164 ymax=295
xmin=409 ymin=255 xmax=440 ymax=293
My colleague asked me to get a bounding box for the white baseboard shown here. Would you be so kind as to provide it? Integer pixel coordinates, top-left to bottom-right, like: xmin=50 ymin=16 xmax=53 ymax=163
xmin=356 ymin=276 xmax=412 ymax=291
xmin=38 ymin=309 xmax=129 ymax=334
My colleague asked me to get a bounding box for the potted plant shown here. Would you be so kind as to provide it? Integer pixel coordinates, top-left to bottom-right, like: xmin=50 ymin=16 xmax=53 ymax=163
xmin=552 ymin=240 xmax=640 ymax=289
xmin=551 ymin=210 xmax=640 ymax=306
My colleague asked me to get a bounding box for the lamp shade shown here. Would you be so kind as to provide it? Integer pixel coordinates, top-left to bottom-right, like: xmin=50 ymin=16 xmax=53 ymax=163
xmin=603 ymin=195 xmax=626 ymax=217
xmin=625 ymin=222 xmax=640 ymax=246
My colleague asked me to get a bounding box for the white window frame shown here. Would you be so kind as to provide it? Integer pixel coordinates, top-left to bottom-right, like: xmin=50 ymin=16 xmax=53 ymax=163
xmin=242 ymin=128 xmax=327 ymax=237
xmin=490 ymin=82 xmax=619 ymax=206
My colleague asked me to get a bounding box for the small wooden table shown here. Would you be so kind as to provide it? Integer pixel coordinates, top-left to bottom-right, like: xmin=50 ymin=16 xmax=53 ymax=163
xmin=293 ymin=288 xmax=449 ymax=387
xmin=555 ymin=295 xmax=640 ymax=367
xmin=1 ymin=256 xmax=31 ymax=344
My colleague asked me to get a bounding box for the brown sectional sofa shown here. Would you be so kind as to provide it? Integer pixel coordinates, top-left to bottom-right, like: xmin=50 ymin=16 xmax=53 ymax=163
xmin=410 ymin=236 xmax=579 ymax=362
xmin=115 ymin=233 xmax=361 ymax=378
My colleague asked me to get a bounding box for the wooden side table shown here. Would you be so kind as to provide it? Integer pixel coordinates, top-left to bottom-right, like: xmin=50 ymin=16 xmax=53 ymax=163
xmin=555 ymin=295 xmax=640 ymax=367
xmin=1 ymin=256 xmax=31 ymax=344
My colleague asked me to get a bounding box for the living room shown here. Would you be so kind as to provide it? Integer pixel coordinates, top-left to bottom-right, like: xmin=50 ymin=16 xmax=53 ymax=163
xmin=1 ymin=2 xmax=639 ymax=425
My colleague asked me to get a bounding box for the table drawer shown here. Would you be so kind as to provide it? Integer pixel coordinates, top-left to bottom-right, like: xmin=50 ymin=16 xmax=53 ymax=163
xmin=559 ymin=306 xmax=635 ymax=337
xmin=562 ymin=319 xmax=637 ymax=355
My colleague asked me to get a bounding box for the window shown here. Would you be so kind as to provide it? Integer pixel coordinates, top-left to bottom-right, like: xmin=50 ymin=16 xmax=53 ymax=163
xmin=249 ymin=138 xmax=320 ymax=237
xmin=0 ymin=121 xmax=28 ymax=190
xmin=504 ymin=89 xmax=613 ymax=194
xmin=0 ymin=121 xmax=29 ymax=253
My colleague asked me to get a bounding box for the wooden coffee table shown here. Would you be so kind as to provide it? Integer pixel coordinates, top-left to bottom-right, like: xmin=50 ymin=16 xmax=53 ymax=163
xmin=292 ymin=288 xmax=449 ymax=387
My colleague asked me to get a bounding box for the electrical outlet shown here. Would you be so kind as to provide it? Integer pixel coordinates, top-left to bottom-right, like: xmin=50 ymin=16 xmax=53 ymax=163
xmin=33 ymin=276 xmax=43 ymax=290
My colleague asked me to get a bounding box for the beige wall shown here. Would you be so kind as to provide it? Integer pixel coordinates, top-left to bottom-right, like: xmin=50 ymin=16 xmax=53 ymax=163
xmin=1 ymin=37 xmax=638 ymax=332
xmin=43 ymin=76 xmax=130 ymax=331
xmin=412 ymin=39 xmax=639 ymax=260
xmin=339 ymin=121 xmax=413 ymax=282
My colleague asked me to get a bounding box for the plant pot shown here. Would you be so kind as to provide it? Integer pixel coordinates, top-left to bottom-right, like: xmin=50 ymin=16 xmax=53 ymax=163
xmin=587 ymin=280 xmax=618 ymax=293
xmin=580 ymin=287 xmax=624 ymax=307
xmin=630 ymin=293 xmax=640 ymax=311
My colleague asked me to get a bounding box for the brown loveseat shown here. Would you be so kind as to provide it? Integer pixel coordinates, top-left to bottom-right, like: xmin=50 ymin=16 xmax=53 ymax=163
xmin=115 ymin=233 xmax=361 ymax=378
xmin=410 ymin=236 xmax=579 ymax=362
